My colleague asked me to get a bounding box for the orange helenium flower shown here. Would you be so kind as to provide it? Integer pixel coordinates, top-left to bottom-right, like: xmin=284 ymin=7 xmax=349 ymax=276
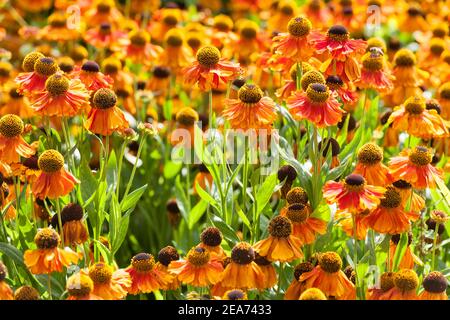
xmin=272 ymin=16 xmax=314 ymax=62
xmin=85 ymin=263 xmax=131 ymax=300
xmin=219 ymin=242 xmax=265 ymax=290
xmin=222 ymin=83 xmax=277 ymax=130
xmin=85 ymin=88 xmax=129 ymax=136
xmin=66 ymin=273 xmax=103 ymax=300
xmin=300 ymin=252 xmax=356 ymax=300
xmin=253 ymin=216 xmax=303 ymax=262
xmin=31 ymin=149 xmax=79 ymax=199
xmin=184 ymin=45 xmax=241 ymax=91
xmin=323 ymin=173 xmax=385 ymax=214
xmin=353 ymin=142 xmax=391 ymax=186
xmin=168 ymin=246 xmax=223 ymax=287
xmin=31 ymin=72 xmax=90 ymax=117
xmin=23 ymin=228 xmax=79 ymax=274
xmin=125 ymin=253 xmax=172 ymax=295
xmin=418 ymin=272 xmax=448 ymax=300
xmin=388 ymin=146 xmax=444 ymax=189
xmin=364 ymin=186 xmax=419 ymax=235
xmin=388 ymin=96 xmax=449 ymax=139
xmin=311 ymin=25 xmax=366 ymax=83
xmin=0 ymin=114 xmax=36 ymax=164
xmin=288 ymin=83 xmax=344 ymax=128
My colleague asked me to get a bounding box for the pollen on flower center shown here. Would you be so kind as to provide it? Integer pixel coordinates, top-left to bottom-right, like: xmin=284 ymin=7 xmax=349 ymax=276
xmin=0 ymin=114 xmax=24 ymax=138
xmin=439 ymin=83 xmax=450 ymax=100
xmin=408 ymin=146 xmax=432 ymax=166
xmin=394 ymin=49 xmax=416 ymax=67
xmin=225 ymin=289 xmax=246 ymax=300
xmin=238 ymin=84 xmax=263 ymax=104
xmin=344 ymin=174 xmax=366 ymax=192
xmin=213 ymin=15 xmax=233 ymax=32
xmin=131 ymin=253 xmax=156 ymax=272
xmin=153 ymin=66 xmax=171 ymax=78
xmin=286 ymin=187 xmax=309 ymax=205
xmin=158 ymin=246 xmax=179 ymax=266
xmin=201 ymin=227 xmax=223 ymax=247
xmin=294 ymin=262 xmax=314 ymax=280
xmin=176 ymin=107 xmax=199 ymax=126
xmin=327 ymin=25 xmax=349 ymax=41
xmin=318 ymin=251 xmax=342 ymax=273
xmin=22 ymin=51 xmax=44 ymax=72
xmin=187 ymin=247 xmax=210 ymax=266
xmin=14 ymin=286 xmax=40 ymax=300
xmin=34 ymin=57 xmax=59 ymax=77
xmin=97 ymin=2 xmax=111 ymax=13
xmin=81 ymin=61 xmax=100 ymax=73
xmin=129 ymin=30 xmax=149 ymax=47
xmin=301 ymin=70 xmax=326 ymax=92
xmin=404 ymin=96 xmax=425 ymax=114
xmin=299 ymin=288 xmax=327 ymax=300
xmin=379 ymin=186 xmax=402 ymax=208
xmin=61 ymin=203 xmax=83 ymax=223
xmin=45 ymin=73 xmax=70 ymax=96
xmin=287 ymin=16 xmax=312 ymax=37
xmin=306 ymin=83 xmax=329 ymax=103
xmin=362 ymin=51 xmax=384 ymax=71
xmin=240 ymin=22 xmax=258 ymax=39
xmin=49 ymin=13 xmax=66 ymax=28
xmin=35 ymin=228 xmax=60 ymax=249
xmin=286 ymin=203 xmax=309 ymax=223
xmin=392 ymin=179 xmax=411 ymax=190
xmin=67 ymin=274 xmax=93 ymax=297
xmin=162 ymin=14 xmax=178 ymax=27
xmin=99 ymin=23 xmax=112 ymax=35
xmin=430 ymin=38 xmax=445 ymax=56
xmin=268 ymin=216 xmax=292 ymax=237
xmin=196 ymin=46 xmax=221 ymax=68
xmin=394 ymin=269 xmax=419 ymax=291
xmin=422 ymin=272 xmax=447 ymax=293
xmin=38 ymin=149 xmax=65 ymax=173
xmin=357 ymin=143 xmax=383 ymax=165
xmin=380 ymin=272 xmax=395 ymax=292
xmin=231 ymin=242 xmax=255 ymax=265
xmin=93 ymin=88 xmax=117 ymax=109
xmin=89 ymin=263 xmax=113 ymax=284
xmin=326 ymin=75 xmax=344 ymax=90
xmin=102 ymin=58 xmax=121 ymax=74
xmin=165 ymin=29 xmax=184 ymax=47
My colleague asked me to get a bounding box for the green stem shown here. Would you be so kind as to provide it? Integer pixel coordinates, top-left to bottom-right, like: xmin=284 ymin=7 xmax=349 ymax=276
xmin=55 ymin=200 xmax=65 ymax=247
xmin=352 ymin=214 xmax=359 ymax=300
xmin=242 ymin=137 xmax=249 ymax=214
xmin=116 ymin=141 xmax=127 ymax=199
xmin=47 ymin=274 xmax=52 ymax=300
xmin=431 ymin=223 xmax=440 ymax=270
xmin=122 ymin=133 xmax=147 ymax=201
xmin=295 ymin=62 xmax=302 ymax=91
xmin=208 ymin=90 xmax=213 ymax=129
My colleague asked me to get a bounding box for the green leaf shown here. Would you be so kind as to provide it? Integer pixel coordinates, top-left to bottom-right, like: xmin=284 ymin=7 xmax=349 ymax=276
xmin=235 ymin=201 xmax=251 ymax=228
xmin=392 ymin=233 xmax=408 ymax=272
xmin=0 ymin=242 xmax=27 ymax=269
xmin=195 ymin=181 xmax=220 ymax=212
xmin=120 ymin=184 xmax=148 ymax=212
xmin=250 ymin=173 xmax=277 ymax=218
xmin=106 ymin=150 xmax=117 ymax=188
xmin=163 ymin=98 xmax=173 ymax=121
xmin=79 ymin=160 xmax=97 ymax=206
xmin=212 ymin=215 xmax=240 ymax=245
xmin=310 ymin=202 xmax=331 ymax=221
xmin=188 ymin=199 xmax=208 ymax=229
xmin=163 ymin=161 xmax=182 ymax=179
xmin=174 ymin=175 xmax=189 ymax=222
